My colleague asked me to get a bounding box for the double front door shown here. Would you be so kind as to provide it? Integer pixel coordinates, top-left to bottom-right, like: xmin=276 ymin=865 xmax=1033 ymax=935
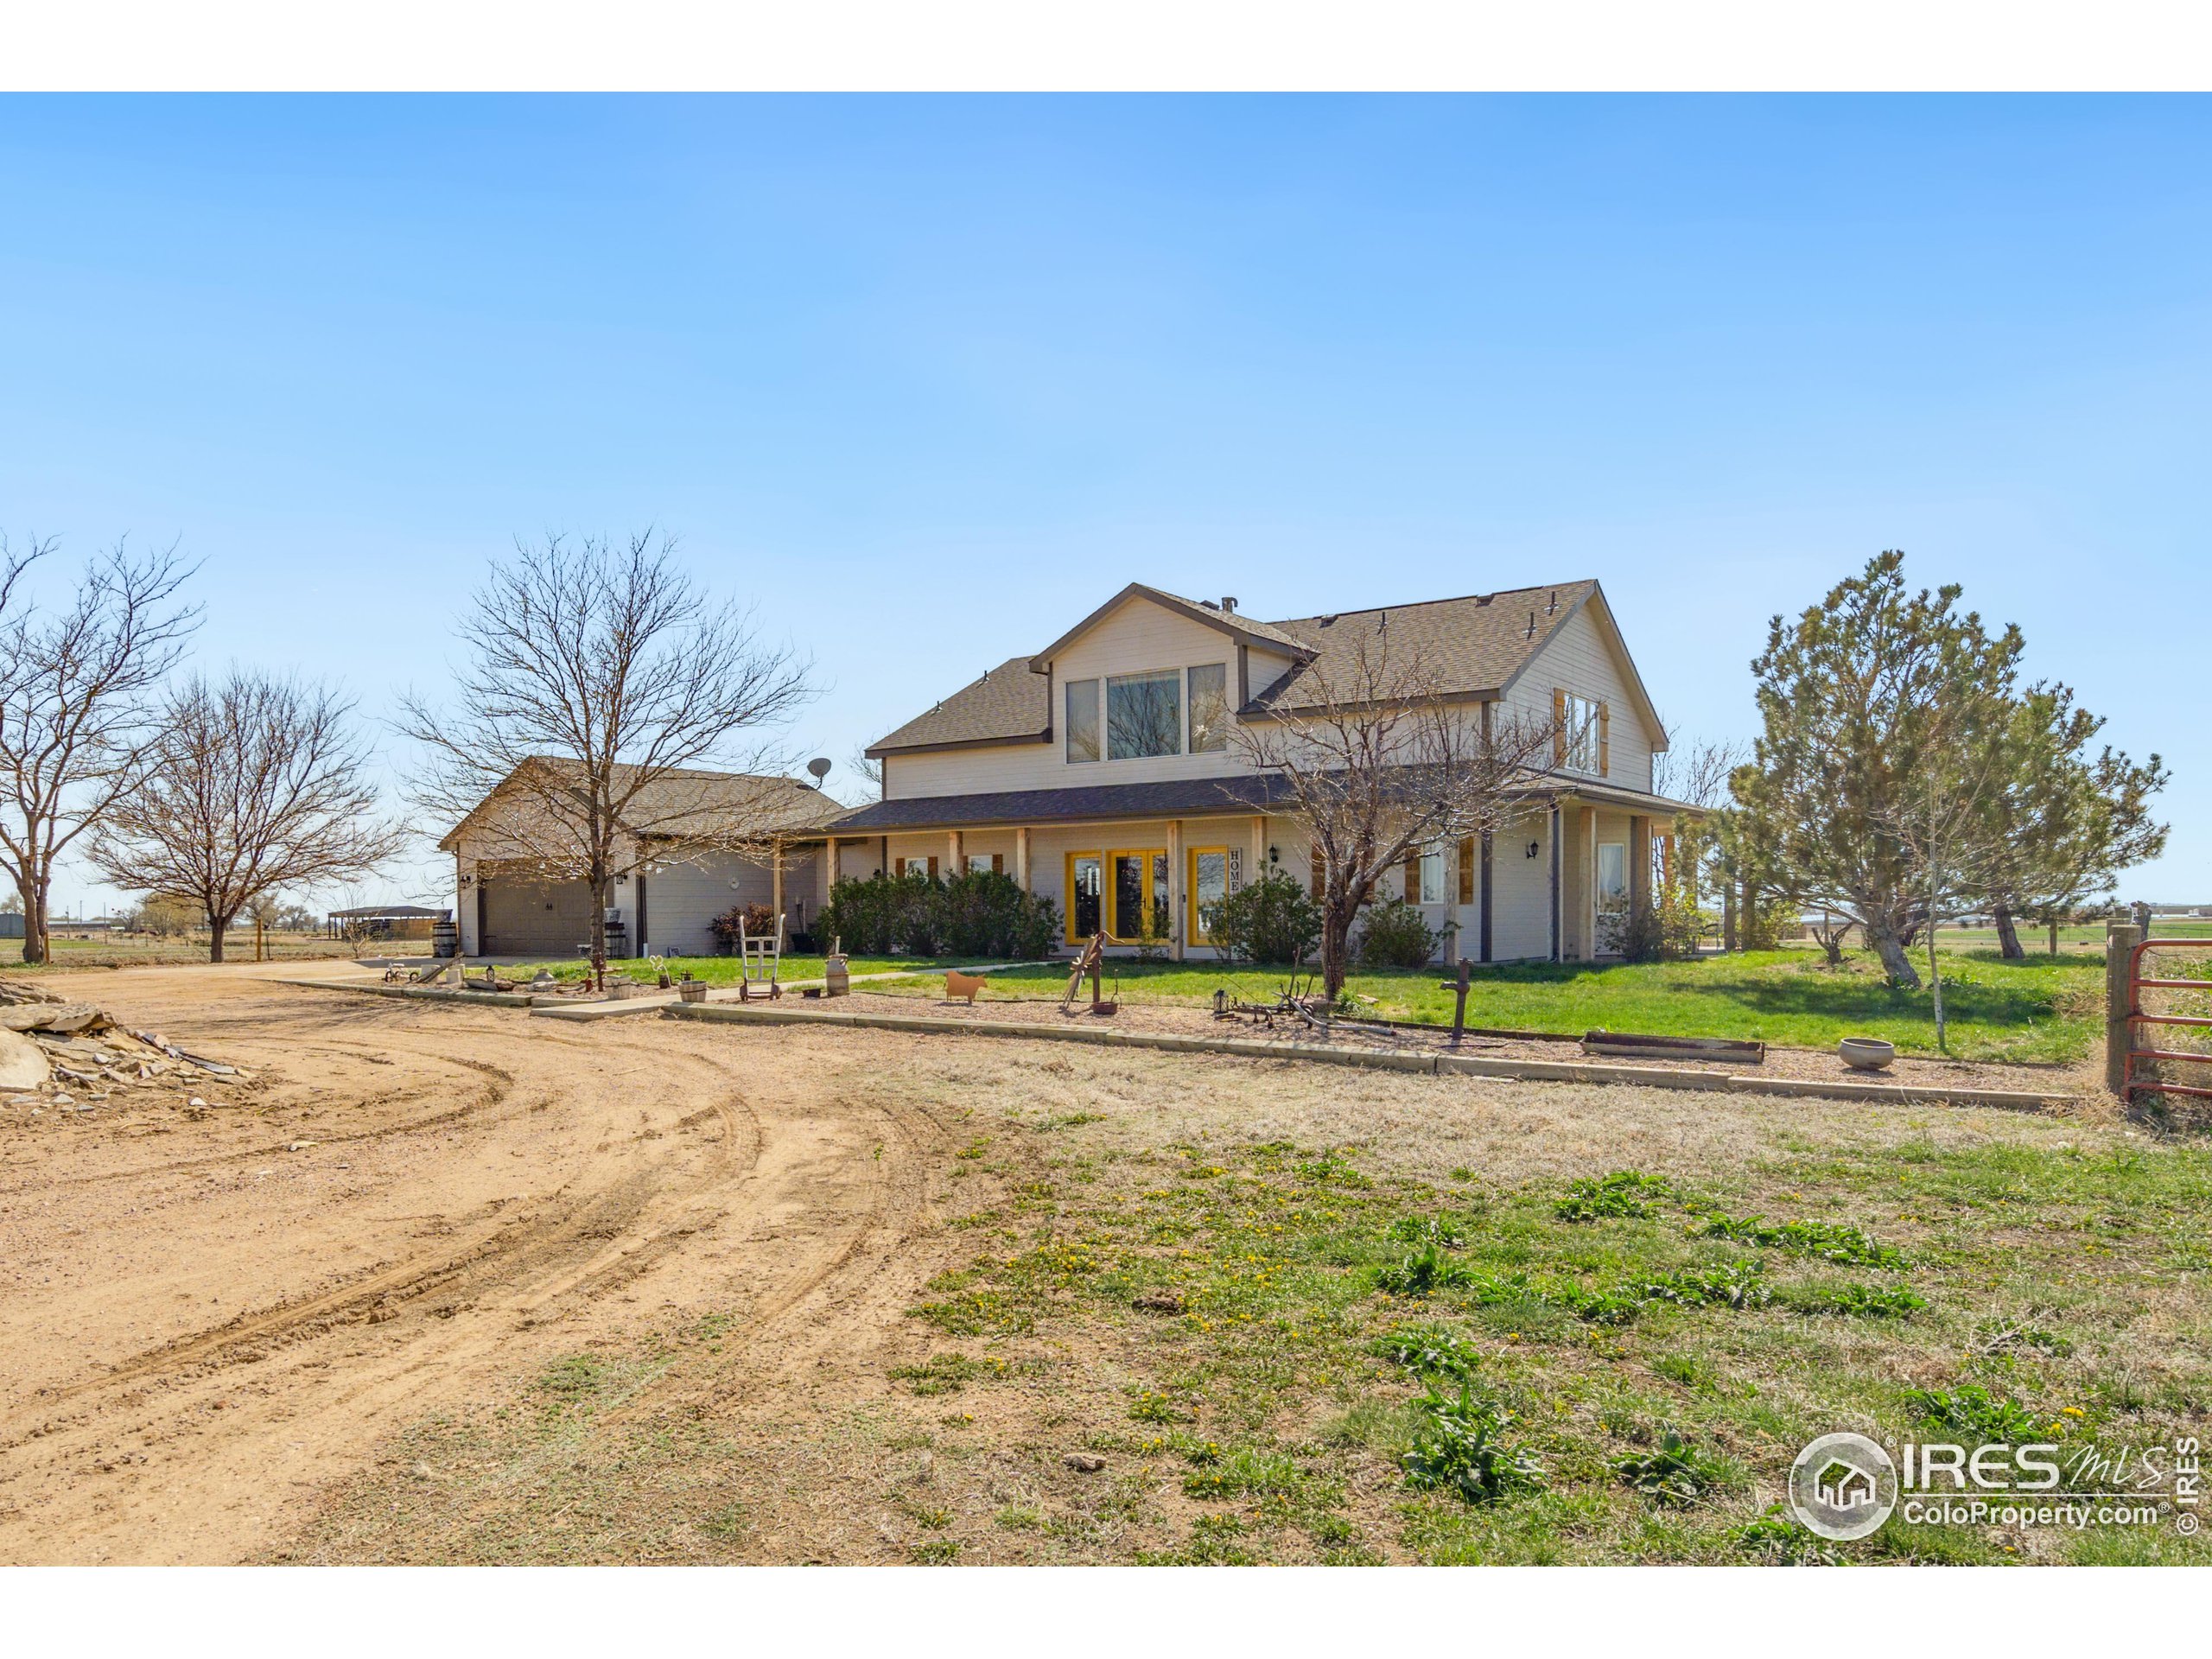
xmin=1066 ymin=849 xmax=1169 ymax=944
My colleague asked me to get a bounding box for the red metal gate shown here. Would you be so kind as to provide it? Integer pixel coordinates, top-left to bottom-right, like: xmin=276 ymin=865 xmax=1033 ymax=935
xmin=2125 ymin=938 xmax=2212 ymax=1105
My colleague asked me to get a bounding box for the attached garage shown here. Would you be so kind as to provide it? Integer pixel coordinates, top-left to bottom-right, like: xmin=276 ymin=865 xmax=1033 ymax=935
xmin=477 ymin=869 xmax=597 ymax=957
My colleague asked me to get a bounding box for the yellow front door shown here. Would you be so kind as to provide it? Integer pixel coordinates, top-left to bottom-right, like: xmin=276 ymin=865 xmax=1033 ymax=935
xmin=1106 ymin=849 xmax=1167 ymax=943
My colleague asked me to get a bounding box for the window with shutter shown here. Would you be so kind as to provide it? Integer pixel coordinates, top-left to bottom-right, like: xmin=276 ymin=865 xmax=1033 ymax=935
xmin=1403 ymin=852 xmax=1420 ymax=901
xmin=1552 ymin=688 xmax=1567 ymax=764
xmin=1457 ymin=836 xmax=1475 ymax=905
xmin=1598 ymin=702 xmax=1611 ymax=776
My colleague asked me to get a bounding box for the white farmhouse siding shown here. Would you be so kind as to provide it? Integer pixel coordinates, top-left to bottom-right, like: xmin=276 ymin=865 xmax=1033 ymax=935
xmin=884 ymin=595 xmax=1262 ymax=800
xmin=1481 ymin=805 xmax=1549 ymax=962
xmin=842 ymin=578 xmax=1691 ymax=965
xmin=1500 ymin=593 xmax=1657 ymax=793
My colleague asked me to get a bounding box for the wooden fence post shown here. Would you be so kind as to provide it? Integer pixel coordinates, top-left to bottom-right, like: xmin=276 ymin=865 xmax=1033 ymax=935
xmin=2106 ymin=920 xmax=2141 ymax=1097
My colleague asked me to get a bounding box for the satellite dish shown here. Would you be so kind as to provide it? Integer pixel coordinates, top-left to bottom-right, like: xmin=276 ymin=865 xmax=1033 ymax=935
xmin=806 ymin=757 xmax=833 ymax=787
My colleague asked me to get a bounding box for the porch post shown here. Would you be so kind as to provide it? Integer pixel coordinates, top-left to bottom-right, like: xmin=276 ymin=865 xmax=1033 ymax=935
xmin=949 ymin=830 xmax=963 ymax=877
xmin=1167 ymin=820 xmax=1185 ymax=961
xmin=823 ymin=836 xmax=838 ymax=904
xmin=771 ymin=841 xmax=785 ymax=934
xmin=1250 ymin=815 xmax=1268 ymax=891
xmin=1629 ymin=815 xmax=1650 ymax=915
xmin=1014 ymin=826 xmax=1031 ymax=891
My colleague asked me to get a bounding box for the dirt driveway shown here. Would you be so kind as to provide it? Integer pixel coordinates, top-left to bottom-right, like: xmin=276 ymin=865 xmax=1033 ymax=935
xmin=0 ymin=965 xmax=963 ymax=1565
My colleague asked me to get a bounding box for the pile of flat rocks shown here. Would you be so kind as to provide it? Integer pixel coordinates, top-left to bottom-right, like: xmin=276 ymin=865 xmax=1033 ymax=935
xmin=1 ymin=979 xmax=248 ymax=1116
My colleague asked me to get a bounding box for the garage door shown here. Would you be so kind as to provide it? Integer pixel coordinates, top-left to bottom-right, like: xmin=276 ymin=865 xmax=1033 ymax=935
xmin=480 ymin=875 xmax=597 ymax=957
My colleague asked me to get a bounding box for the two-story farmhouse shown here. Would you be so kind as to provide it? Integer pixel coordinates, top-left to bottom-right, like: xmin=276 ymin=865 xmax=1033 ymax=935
xmin=826 ymin=579 xmax=1694 ymax=963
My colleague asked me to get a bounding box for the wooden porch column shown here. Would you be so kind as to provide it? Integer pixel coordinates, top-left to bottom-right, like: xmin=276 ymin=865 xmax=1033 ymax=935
xmin=823 ymin=836 xmax=838 ymax=902
xmin=1629 ymin=815 xmax=1650 ymax=914
xmin=1014 ymin=826 xmax=1031 ymax=890
xmin=1557 ymin=798 xmax=1591 ymax=961
xmin=1249 ymin=815 xmax=1268 ymax=891
xmin=1167 ymin=820 xmax=1185 ymax=960
xmin=949 ymin=830 xmax=963 ymax=877
xmin=771 ymin=841 xmax=785 ymax=933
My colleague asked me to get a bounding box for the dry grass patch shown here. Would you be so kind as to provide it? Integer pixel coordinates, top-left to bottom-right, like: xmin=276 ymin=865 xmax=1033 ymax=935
xmin=275 ymin=1032 xmax=2212 ymax=1565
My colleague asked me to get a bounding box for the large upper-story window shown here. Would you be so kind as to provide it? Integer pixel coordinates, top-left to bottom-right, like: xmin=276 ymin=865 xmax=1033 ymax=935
xmin=1065 ymin=678 xmax=1100 ymax=763
xmin=1188 ymin=663 xmax=1228 ymax=753
xmin=1560 ymin=690 xmax=1604 ymax=772
xmin=1107 ymin=670 xmax=1182 ymax=760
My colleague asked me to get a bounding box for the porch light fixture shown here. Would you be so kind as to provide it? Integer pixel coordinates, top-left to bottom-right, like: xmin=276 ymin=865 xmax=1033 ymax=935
xmin=1526 ymin=842 xmax=1541 ymax=859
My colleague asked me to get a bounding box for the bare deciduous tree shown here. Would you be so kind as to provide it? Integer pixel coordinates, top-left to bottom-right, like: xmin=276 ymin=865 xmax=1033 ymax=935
xmin=1230 ymin=630 xmax=1559 ymax=999
xmin=0 ymin=535 xmax=200 ymax=964
xmin=88 ymin=670 xmax=405 ymax=962
xmin=397 ymin=531 xmax=814 ymax=988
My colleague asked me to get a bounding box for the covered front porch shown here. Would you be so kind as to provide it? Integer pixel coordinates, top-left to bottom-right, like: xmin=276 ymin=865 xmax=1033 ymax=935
xmin=821 ymin=775 xmax=1694 ymax=966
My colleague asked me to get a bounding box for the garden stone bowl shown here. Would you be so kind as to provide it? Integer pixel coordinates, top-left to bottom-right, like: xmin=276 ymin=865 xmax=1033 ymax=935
xmin=1839 ymin=1036 xmax=1897 ymax=1071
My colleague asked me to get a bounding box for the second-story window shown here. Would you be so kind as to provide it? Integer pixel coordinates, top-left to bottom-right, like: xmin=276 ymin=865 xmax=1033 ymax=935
xmin=1188 ymin=663 xmax=1228 ymax=753
xmin=1107 ymin=669 xmax=1181 ymax=760
xmin=1561 ymin=691 xmax=1603 ymax=772
xmin=1066 ymin=678 xmax=1100 ymax=764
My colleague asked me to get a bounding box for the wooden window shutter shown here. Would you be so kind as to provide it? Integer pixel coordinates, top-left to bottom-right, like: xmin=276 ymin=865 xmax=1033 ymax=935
xmin=1552 ymin=688 xmax=1567 ymax=764
xmin=1457 ymin=836 xmax=1475 ymax=905
xmin=1403 ymin=851 xmax=1421 ymax=902
xmin=1598 ymin=702 xmax=1611 ymax=776
xmin=927 ymin=855 xmax=939 ymax=878
xmin=1310 ymin=844 xmax=1325 ymax=898
xmin=991 ymin=852 xmax=1004 ymax=874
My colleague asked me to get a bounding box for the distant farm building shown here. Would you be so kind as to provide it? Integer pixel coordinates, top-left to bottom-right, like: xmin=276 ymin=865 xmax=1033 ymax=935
xmin=325 ymin=905 xmax=446 ymax=942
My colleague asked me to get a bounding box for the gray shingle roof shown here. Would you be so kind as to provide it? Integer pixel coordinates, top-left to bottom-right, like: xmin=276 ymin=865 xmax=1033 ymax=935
xmin=826 ymin=768 xmax=1700 ymax=836
xmin=1249 ymin=581 xmax=1599 ymax=714
xmin=865 ymin=657 xmax=1051 ymax=755
xmin=439 ymin=760 xmax=836 ymax=851
xmin=867 ymin=579 xmax=1604 ymax=754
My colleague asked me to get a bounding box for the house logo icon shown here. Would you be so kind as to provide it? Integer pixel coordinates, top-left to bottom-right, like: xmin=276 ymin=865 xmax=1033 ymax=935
xmin=1789 ymin=1433 xmax=1897 ymax=1541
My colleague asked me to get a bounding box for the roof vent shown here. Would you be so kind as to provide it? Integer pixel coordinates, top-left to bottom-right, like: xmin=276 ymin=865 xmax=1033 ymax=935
xmin=1526 ymin=611 xmax=1537 ymax=639
xmin=1546 ymin=589 xmax=1558 ymax=614
xmin=1318 ymin=614 xmax=1338 ymax=627
xmin=982 ymin=667 xmax=991 ymax=681
xmin=1377 ymin=609 xmax=1388 ymax=631
xmin=1221 ymin=596 xmax=1237 ymax=613
xmin=1198 ymin=598 xmax=1219 ymax=610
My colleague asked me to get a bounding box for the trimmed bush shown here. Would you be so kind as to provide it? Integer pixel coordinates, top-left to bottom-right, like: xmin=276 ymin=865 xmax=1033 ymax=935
xmin=1209 ymin=871 xmax=1321 ymax=966
xmin=817 ymin=870 xmax=1058 ymax=959
xmin=1358 ymin=896 xmax=1438 ymax=968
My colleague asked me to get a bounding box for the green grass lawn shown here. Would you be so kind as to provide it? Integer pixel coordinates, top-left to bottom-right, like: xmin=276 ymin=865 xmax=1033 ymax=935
xmin=870 ymin=949 xmax=2107 ymax=1065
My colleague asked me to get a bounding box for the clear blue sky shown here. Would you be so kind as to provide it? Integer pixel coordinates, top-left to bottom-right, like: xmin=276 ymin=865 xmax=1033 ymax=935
xmin=1 ymin=95 xmax=2204 ymax=912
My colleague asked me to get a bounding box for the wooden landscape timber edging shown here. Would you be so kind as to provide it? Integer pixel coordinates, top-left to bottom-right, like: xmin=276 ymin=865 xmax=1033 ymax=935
xmin=276 ymin=978 xmax=540 ymax=1008
xmin=658 ymin=1000 xmax=2080 ymax=1112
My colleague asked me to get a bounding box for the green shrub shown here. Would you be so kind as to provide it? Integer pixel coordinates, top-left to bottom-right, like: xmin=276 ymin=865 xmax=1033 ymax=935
xmin=1401 ymin=1382 xmax=1545 ymax=1504
xmin=817 ymin=870 xmax=1058 ymax=959
xmin=1358 ymin=896 xmax=1439 ymax=968
xmin=1209 ymin=871 xmax=1321 ymax=966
